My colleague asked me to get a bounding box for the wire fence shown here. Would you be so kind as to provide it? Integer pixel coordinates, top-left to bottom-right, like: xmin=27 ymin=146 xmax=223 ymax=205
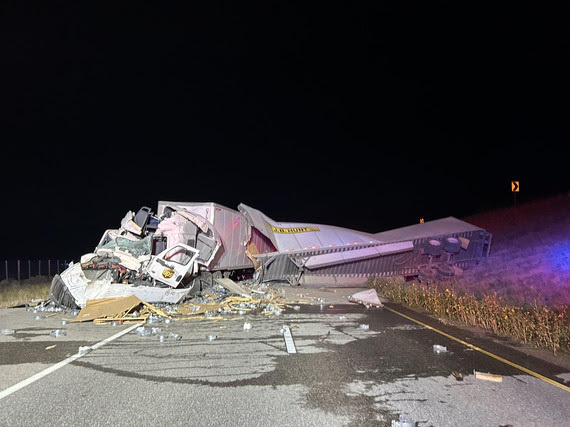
xmin=2 ymin=259 xmax=70 ymax=283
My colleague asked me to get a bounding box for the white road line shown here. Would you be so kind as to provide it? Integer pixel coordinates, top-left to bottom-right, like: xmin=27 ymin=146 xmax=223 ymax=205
xmin=0 ymin=323 xmax=142 ymax=401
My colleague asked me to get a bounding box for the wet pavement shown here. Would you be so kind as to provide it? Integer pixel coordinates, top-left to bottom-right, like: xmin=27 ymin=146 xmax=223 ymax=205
xmin=1 ymin=292 xmax=569 ymax=426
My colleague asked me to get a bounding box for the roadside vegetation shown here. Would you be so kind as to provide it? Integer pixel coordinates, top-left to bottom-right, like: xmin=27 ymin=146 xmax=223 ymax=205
xmin=0 ymin=277 xmax=51 ymax=308
xmin=368 ymin=276 xmax=570 ymax=355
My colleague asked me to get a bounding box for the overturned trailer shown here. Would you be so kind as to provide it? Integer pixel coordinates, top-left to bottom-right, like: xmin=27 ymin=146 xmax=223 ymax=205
xmin=50 ymin=201 xmax=492 ymax=308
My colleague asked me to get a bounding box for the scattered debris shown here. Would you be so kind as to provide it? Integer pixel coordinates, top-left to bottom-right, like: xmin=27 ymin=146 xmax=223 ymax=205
xmin=451 ymin=371 xmax=464 ymax=381
xmin=359 ymin=324 xmax=370 ymax=330
xmin=78 ymin=346 xmax=91 ymax=355
xmin=391 ymin=414 xmax=416 ymax=427
xmin=214 ymin=278 xmax=252 ymax=298
xmin=45 ymin=345 xmax=57 ymax=350
xmin=0 ymin=328 xmax=15 ymax=335
xmin=282 ymin=325 xmax=297 ymax=354
xmin=474 ymin=370 xmax=503 ymax=382
xmin=348 ymin=288 xmax=384 ymax=308
xmin=433 ymin=344 xmax=447 ymax=353
xmin=50 ymin=329 xmax=67 ymax=338
xmin=206 ymin=334 xmax=217 ymax=341
xmin=169 ymin=332 xmax=182 ymax=341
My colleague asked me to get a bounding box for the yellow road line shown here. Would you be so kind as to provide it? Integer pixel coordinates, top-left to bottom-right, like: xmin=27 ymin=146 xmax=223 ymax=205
xmin=384 ymin=306 xmax=570 ymax=393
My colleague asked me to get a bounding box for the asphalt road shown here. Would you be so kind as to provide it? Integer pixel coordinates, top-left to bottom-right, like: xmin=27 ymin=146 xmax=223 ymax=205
xmin=1 ymin=291 xmax=569 ymax=426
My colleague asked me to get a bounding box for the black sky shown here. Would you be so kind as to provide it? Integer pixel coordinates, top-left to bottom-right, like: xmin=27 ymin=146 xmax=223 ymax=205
xmin=2 ymin=2 xmax=568 ymax=260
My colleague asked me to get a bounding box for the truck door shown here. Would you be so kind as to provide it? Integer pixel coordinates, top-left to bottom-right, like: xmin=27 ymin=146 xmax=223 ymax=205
xmin=147 ymin=243 xmax=199 ymax=288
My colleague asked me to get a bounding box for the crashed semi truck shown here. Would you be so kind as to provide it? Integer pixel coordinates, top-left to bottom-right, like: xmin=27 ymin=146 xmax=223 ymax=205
xmin=50 ymin=201 xmax=492 ymax=309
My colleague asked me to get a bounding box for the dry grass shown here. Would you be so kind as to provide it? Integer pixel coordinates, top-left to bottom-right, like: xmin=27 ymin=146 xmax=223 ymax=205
xmin=0 ymin=277 xmax=51 ymax=308
xmin=369 ymin=276 xmax=570 ymax=355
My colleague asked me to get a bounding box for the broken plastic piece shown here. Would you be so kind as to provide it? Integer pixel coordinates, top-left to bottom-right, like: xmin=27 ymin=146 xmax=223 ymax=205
xmin=391 ymin=414 xmax=415 ymax=427
xmin=348 ymin=288 xmax=384 ymax=308
xmin=169 ymin=332 xmax=182 ymax=341
xmin=206 ymin=334 xmax=217 ymax=341
xmin=433 ymin=344 xmax=447 ymax=353
xmin=1 ymin=328 xmax=15 ymax=335
xmin=135 ymin=326 xmax=152 ymax=337
xmin=243 ymin=322 xmax=252 ymax=330
xmin=359 ymin=324 xmax=370 ymax=330
xmin=78 ymin=346 xmax=91 ymax=355
xmin=50 ymin=329 xmax=67 ymax=338
xmin=282 ymin=325 xmax=297 ymax=354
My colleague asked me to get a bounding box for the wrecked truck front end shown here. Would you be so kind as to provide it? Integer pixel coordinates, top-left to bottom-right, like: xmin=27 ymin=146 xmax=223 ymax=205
xmin=50 ymin=206 xmax=218 ymax=309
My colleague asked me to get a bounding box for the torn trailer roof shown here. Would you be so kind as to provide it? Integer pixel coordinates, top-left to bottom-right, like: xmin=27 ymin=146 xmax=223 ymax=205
xmin=49 ymin=201 xmax=492 ymax=309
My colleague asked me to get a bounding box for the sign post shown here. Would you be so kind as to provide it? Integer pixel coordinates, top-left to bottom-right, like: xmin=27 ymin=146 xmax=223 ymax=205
xmin=511 ymin=180 xmax=519 ymax=205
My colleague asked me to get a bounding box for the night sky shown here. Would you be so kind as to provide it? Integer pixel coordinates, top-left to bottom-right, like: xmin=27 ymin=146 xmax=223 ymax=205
xmin=2 ymin=3 xmax=568 ymax=261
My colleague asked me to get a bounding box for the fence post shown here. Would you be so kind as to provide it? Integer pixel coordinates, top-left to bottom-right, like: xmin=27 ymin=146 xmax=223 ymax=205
xmin=28 ymin=260 xmax=31 ymax=279
xmin=17 ymin=260 xmax=21 ymax=284
xmin=38 ymin=260 xmax=41 ymax=276
xmin=4 ymin=260 xmax=7 ymax=280
xmin=48 ymin=260 xmax=51 ymax=277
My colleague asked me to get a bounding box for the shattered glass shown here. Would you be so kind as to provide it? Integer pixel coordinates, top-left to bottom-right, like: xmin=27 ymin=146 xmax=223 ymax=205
xmin=100 ymin=235 xmax=152 ymax=258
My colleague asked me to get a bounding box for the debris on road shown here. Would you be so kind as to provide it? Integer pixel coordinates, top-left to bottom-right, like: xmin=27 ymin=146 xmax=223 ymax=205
xmin=282 ymin=325 xmax=297 ymax=354
xmin=78 ymin=346 xmax=91 ymax=355
xmin=474 ymin=370 xmax=503 ymax=382
xmin=433 ymin=344 xmax=448 ymax=353
xmin=348 ymin=288 xmax=384 ymax=308
xmin=391 ymin=414 xmax=416 ymax=427
xmin=451 ymin=371 xmax=464 ymax=381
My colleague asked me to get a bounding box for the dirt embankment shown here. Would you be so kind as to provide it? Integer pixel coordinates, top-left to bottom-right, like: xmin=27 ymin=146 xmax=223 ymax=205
xmin=457 ymin=193 xmax=570 ymax=307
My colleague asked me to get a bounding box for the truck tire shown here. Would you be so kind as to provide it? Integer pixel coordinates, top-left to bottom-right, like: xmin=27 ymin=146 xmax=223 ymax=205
xmin=443 ymin=237 xmax=461 ymax=254
xmin=424 ymin=239 xmax=443 ymax=256
xmin=435 ymin=264 xmax=455 ymax=280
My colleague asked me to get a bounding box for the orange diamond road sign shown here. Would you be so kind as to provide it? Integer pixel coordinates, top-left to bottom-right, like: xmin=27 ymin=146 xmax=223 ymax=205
xmin=511 ymin=181 xmax=519 ymax=192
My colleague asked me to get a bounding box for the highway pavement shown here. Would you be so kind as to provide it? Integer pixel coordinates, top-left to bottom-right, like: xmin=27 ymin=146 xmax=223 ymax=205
xmin=1 ymin=287 xmax=569 ymax=426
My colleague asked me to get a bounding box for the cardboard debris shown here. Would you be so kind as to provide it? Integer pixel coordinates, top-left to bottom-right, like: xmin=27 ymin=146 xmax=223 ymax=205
xmin=73 ymin=295 xmax=169 ymax=323
xmin=348 ymin=288 xmax=384 ymax=308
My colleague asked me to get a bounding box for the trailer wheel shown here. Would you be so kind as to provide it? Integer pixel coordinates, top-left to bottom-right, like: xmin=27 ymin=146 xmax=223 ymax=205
xmin=435 ymin=264 xmax=455 ymax=279
xmin=443 ymin=237 xmax=461 ymax=254
xmin=424 ymin=239 xmax=443 ymax=256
